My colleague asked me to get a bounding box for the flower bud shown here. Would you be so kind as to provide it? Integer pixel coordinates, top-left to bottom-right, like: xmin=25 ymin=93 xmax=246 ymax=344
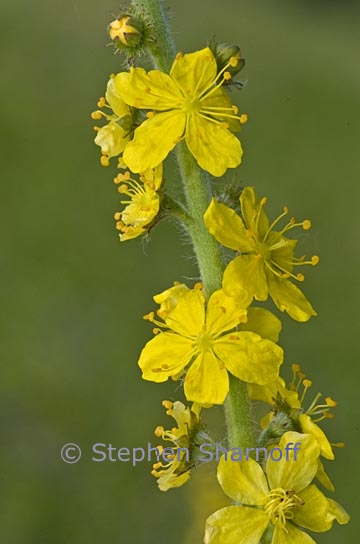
xmin=216 ymin=43 xmax=245 ymax=77
xmin=108 ymin=15 xmax=143 ymax=49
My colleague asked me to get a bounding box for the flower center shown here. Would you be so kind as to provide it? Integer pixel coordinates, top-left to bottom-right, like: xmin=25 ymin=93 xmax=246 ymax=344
xmin=182 ymin=96 xmax=202 ymax=114
xmin=265 ymin=488 xmax=304 ymax=529
xmin=194 ymin=329 xmax=213 ymax=352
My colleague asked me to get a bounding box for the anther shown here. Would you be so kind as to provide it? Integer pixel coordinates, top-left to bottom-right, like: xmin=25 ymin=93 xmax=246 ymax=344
xmin=224 ymin=71 xmax=232 ymax=81
xmin=303 ymin=219 xmax=312 ymax=230
xmin=325 ymin=397 xmax=337 ymax=407
xmin=100 ymin=155 xmax=110 ymax=166
xmin=162 ymin=400 xmax=173 ymax=410
xmin=240 ymin=113 xmax=248 ymax=124
xmin=97 ymin=97 xmax=106 ymax=108
xmin=296 ymin=273 xmax=305 ymax=282
xmin=91 ymin=111 xmax=102 ymax=120
xmin=154 ymin=426 xmax=164 ymax=437
xmin=311 ymin=255 xmax=320 ymax=265
xmin=114 ymin=212 xmax=121 ymax=221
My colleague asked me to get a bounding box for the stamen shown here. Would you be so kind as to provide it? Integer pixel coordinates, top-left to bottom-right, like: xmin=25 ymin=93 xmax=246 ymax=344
xmin=263 ymin=206 xmax=289 ymax=242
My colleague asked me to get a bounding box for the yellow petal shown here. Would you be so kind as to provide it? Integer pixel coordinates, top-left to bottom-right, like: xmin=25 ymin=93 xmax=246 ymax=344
xmin=238 ymin=307 xmax=282 ymax=342
xmin=170 ymin=47 xmax=217 ymax=97
xmin=94 ymin=121 xmax=129 ymax=157
xmin=204 ymin=198 xmax=253 ymax=252
xmin=204 ymin=506 xmax=268 ymax=544
xmin=105 ymin=77 xmax=131 ymax=118
xmin=273 ymin=523 xmax=316 ymax=544
xmin=248 ymin=377 xmax=300 ymax=408
xmin=266 ymin=432 xmax=320 ymax=492
xmin=299 ymin=414 xmax=334 ymax=460
xmin=294 ymin=484 xmax=350 ymax=531
xmin=165 ymin=288 xmax=205 ymax=337
xmin=217 ymin=454 xmax=268 ymax=505
xmin=267 ymin=274 xmax=317 ymax=322
xmin=240 ymin=186 xmax=270 ymax=236
xmin=316 ymin=459 xmax=335 ymax=492
xmin=115 ymin=67 xmax=182 ymax=110
xmin=184 ymin=351 xmax=229 ymax=405
xmin=223 ymin=255 xmax=268 ymax=301
xmin=185 ymin=114 xmax=242 ymax=177
xmin=123 ymin=111 xmax=186 ymax=172
xmin=205 ymin=289 xmax=248 ymax=336
xmin=153 ymin=283 xmax=190 ymax=318
xmin=213 ymin=331 xmax=283 ymax=385
xmin=138 ymin=332 xmax=193 ymax=382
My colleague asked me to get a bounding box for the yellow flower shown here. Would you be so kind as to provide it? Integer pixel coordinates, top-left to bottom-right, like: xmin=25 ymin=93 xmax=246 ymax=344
xmin=204 ymin=432 xmax=349 ymax=544
xmin=91 ymin=75 xmax=133 ymax=167
xmin=250 ymin=364 xmax=343 ymax=491
xmin=151 ymin=400 xmax=201 ymax=491
xmin=138 ymin=284 xmax=283 ymax=405
xmin=113 ymin=165 xmax=163 ymax=241
xmin=204 ymin=187 xmax=319 ymax=321
xmin=114 ymin=47 xmax=246 ymax=177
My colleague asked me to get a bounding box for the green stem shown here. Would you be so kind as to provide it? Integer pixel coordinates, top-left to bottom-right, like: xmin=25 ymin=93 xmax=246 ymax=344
xmin=176 ymin=143 xmax=224 ymax=298
xmin=131 ymin=0 xmax=254 ymax=451
xmin=224 ymin=375 xmax=254 ymax=450
xmin=131 ymin=0 xmax=175 ymax=71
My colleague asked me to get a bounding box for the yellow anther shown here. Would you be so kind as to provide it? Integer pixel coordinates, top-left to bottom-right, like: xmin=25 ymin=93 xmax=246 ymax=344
xmin=239 ymin=113 xmax=248 ymax=124
xmin=194 ymin=282 xmax=203 ymax=290
xmin=154 ymin=426 xmax=164 ymax=437
xmin=260 ymin=197 xmax=268 ymax=206
xmin=114 ymin=212 xmax=121 ymax=221
xmin=153 ymin=327 xmax=161 ymax=335
xmin=97 ymin=97 xmax=106 ymax=108
xmin=283 ymin=206 xmax=289 ymax=214
xmin=298 ymin=372 xmax=306 ymax=380
xmin=303 ymin=379 xmax=312 ymax=388
xmin=311 ymin=255 xmax=320 ymax=265
xmin=325 ymin=396 xmax=337 ymax=407
xmin=303 ymin=219 xmax=312 ymax=230
xmin=332 ymin=442 xmax=345 ymax=448
xmin=146 ymin=111 xmax=155 ymax=119
xmin=143 ymin=311 xmax=155 ymax=321
xmin=229 ymin=56 xmax=239 ymax=67
xmin=152 ymin=462 xmax=162 ymax=470
xmin=93 ymin=126 xmax=100 ymax=132
xmin=325 ymin=412 xmax=335 ymax=419
xmin=292 ymin=363 xmax=301 ymax=373
xmin=91 ymin=111 xmax=102 ymax=120
xmin=162 ymin=400 xmax=173 ymax=410
xmin=296 ymin=273 xmax=305 ymax=282
xmin=224 ymin=71 xmax=232 ymax=81
xmin=176 ymin=52 xmax=183 ymax=60
xmin=100 ymin=155 xmax=110 ymax=166
xmin=115 ymin=221 xmax=124 ymax=231
xmin=118 ymin=184 xmax=129 ymax=193
xmin=290 ymin=217 xmax=296 ymax=225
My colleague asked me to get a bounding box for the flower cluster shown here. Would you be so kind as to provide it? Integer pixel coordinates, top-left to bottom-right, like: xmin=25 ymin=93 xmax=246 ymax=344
xmin=92 ymin=13 xmax=349 ymax=543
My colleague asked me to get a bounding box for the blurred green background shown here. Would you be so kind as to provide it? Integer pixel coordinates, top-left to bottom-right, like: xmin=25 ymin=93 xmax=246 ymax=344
xmin=1 ymin=0 xmax=359 ymax=542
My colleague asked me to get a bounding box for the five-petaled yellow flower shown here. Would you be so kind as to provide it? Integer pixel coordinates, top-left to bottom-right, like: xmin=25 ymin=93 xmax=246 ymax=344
xmin=114 ymin=47 xmax=247 ymax=177
xmin=113 ymin=164 xmax=163 ymax=241
xmin=204 ymin=432 xmax=349 ymax=544
xmin=91 ymin=75 xmax=133 ymax=167
xmin=204 ymin=186 xmax=319 ymax=321
xmin=152 ymin=400 xmax=201 ymax=491
xmin=138 ymin=284 xmax=283 ymax=405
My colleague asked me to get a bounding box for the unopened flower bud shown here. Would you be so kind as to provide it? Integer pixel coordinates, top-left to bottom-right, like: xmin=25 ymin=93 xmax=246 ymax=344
xmin=216 ymin=43 xmax=245 ymax=77
xmin=108 ymin=15 xmax=143 ymax=48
